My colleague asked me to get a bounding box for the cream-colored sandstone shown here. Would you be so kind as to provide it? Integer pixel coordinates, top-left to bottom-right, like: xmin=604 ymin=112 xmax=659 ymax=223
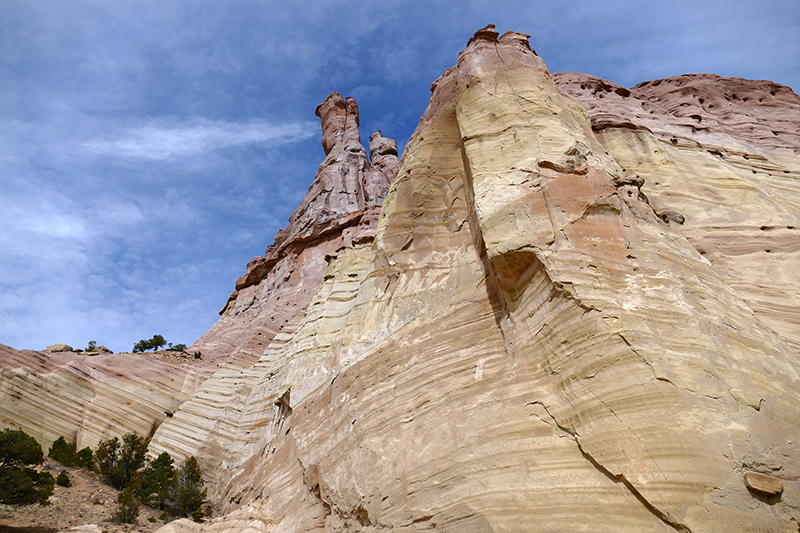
xmin=4 ymin=26 xmax=800 ymax=533
xmin=0 ymin=344 xmax=208 ymax=451
xmin=152 ymin=27 xmax=800 ymax=532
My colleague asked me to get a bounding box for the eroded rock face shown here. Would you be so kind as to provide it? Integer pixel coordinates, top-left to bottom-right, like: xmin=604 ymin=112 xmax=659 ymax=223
xmin=146 ymin=93 xmax=400 ymax=474
xmin=554 ymin=70 xmax=800 ymax=353
xmin=0 ymin=343 xmax=207 ymax=451
xmin=149 ymin=27 xmax=800 ymax=532
xmin=188 ymin=92 xmax=399 ymax=362
xmin=3 ymin=25 xmax=800 ymax=533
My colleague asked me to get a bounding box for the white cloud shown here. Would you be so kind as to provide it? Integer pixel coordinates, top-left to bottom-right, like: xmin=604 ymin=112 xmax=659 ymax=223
xmin=82 ymin=119 xmax=318 ymax=161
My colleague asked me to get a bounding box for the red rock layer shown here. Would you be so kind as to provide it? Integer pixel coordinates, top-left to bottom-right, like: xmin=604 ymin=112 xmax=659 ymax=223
xmin=555 ymin=71 xmax=800 ymax=152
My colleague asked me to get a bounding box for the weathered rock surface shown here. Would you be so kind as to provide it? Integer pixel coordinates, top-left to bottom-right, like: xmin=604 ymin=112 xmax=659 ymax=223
xmin=0 ymin=343 xmax=209 ymax=451
xmin=146 ymin=93 xmax=399 ymax=478
xmin=46 ymin=343 xmax=75 ymax=352
xmin=554 ymin=71 xmax=800 ymax=355
xmin=3 ymin=25 xmax=800 ymax=533
xmin=744 ymin=471 xmax=785 ymax=497
xmin=148 ymin=27 xmax=800 ymax=532
xmin=188 ymin=93 xmax=399 ymax=363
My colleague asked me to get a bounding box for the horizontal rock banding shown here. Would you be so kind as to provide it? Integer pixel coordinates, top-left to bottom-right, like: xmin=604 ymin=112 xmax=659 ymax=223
xmin=3 ymin=26 xmax=800 ymax=533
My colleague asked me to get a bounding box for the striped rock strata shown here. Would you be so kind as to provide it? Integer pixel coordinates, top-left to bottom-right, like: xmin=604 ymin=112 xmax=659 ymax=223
xmin=150 ymin=26 xmax=800 ymax=533
xmin=0 ymin=343 xmax=204 ymax=451
xmin=0 ymin=93 xmax=398 ymax=459
xmin=554 ymin=71 xmax=800 ymax=354
xmin=2 ymin=24 xmax=800 ymax=533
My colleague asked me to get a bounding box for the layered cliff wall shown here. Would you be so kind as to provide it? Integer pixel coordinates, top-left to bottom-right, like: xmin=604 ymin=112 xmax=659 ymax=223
xmin=554 ymin=71 xmax=800 ymax=353
xmin=146 ymin=26 xmax=800 ymax=532
xmin=189 ymin=93 xmax=399 ymax=362
xmin=2 ymin=25 xmax=800 ymax=533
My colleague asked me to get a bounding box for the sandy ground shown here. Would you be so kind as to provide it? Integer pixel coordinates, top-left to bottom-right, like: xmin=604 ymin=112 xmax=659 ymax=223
xmin=0 ymin=459 xmax=172 ymax=533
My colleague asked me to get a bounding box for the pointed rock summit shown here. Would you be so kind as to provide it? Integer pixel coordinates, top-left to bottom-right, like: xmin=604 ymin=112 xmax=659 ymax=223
xmin=189 ymin=92 xmax=399 ymax=362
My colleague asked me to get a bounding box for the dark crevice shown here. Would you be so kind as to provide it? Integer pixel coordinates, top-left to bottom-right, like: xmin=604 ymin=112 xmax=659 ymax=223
xmin=572 ymin=438 xmax=691 ymax=532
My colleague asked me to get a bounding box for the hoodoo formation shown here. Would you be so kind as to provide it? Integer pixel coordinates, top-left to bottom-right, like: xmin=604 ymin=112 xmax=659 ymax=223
xmin=2 ymin=26 xmax=800 ymax=532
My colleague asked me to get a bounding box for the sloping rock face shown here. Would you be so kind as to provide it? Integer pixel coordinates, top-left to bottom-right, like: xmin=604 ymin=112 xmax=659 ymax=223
xmin=146 ymin=27 xmax=800 ymax=533
xmin=145 ymin=94 xmax=400 ymax=481
xmin=0 ymin=343 xmax=205 ymax=451
xmin=3 ymin=25 xmax=800 ymax=533
xmin=0 ymin=91 xmax=399 ymax=472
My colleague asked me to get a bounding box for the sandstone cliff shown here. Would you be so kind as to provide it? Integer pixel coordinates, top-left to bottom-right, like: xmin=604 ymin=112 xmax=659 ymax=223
xmin=3 ymin=25 xmax=800 ymax=533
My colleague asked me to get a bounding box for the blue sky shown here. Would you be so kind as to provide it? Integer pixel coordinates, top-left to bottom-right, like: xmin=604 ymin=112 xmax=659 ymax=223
xmin=2 ymin=0 xmax=799 ymax=353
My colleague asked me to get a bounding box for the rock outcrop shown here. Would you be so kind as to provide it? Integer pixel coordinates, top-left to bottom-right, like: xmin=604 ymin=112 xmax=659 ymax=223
xmin=188 ymin=93 xmax=399 ymax=363
xmin=0 ymin=344 xmax=205 ymax=451
xmin=3 ymin=26 xmax=800 ymax=533
xmin=553 ymin=71 xmax=800 ymax=356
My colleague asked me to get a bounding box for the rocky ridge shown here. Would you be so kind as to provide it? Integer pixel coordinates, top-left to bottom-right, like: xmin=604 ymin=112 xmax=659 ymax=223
xmin=2 ymin=25 xmax=800 ymax=533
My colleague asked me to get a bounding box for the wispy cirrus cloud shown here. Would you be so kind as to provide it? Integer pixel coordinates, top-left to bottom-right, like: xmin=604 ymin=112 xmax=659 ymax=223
xmin=82 ymin=119 xmax=318 ymax=161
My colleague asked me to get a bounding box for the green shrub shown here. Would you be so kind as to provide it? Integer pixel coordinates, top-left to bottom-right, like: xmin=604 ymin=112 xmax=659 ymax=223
xmin=56 ymin=471 xmax=70 ymax=487
xmin=191 ymin=509 xmax=203 ymax=522
xmin=0 ymin=428 xmax=44 ymax=467
xmin=85 ymin=341 xmax=97 ymax=352
xmin=0 ymin=428 xmax=54 ymax=506
xmin=76 ymin=447 xmax=93 ymax=468
xmin=172 ymin=456 xmax=206 ymax=518
xmin=159 ymin=511 xmax=169 ymax=521
xmin=148 ymin=516 xmax=156 ymax=523
xmin=48 ymin=436 xmax=77 ymax=467
xmin=166 ymin=344 xmax=187 ymax=352
xmin=132 ymin=335 xmax=167 ymax=353
xmin=193 ymin=351 xmax=202 ymax=360
xmin=94 ymin=433 xmax=148 ymax=490
xmin=139 ymin=451 xmax=175 ymax=509
xmin=112 ymin=487 xmax=139 ymax=524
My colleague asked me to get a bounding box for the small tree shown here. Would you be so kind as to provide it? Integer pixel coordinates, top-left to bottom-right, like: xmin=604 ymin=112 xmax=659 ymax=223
xmin=132 ymin=335 xmax=168 ymax=353
xmin=150 ymin=335 xmax=167 ymax=351
xmin=112 ymin=487 xmax=140 ymax=524
xmin=139 ymin=452 xmax=175 ymax=509
xmin=48 ymin=436 xmax=77 ymax=467
xmin=76 ymin=446 xmax=93 ymax=468
xmin=0 ymin=428 xmax=44 ymax=468
xmin=85 ymin=340 xmax=97 ymax=352
xmin=95 ymin=433 xmax=148 ymax=490
xmin=172 ymin=456 xmax=206 ymax=518
xmin=0 ymin=428 xmax=54 ymax=506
